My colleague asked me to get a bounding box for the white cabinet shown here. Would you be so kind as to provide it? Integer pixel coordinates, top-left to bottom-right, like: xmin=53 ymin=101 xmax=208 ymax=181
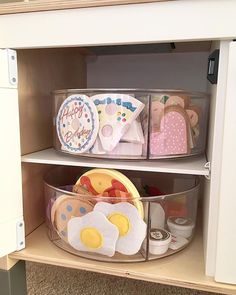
xmin=0 ymin=49 xmax=24 ymax=257
xmin=0 ymin=1 xmax=236 ymax=293
xmin=215 ymin=42 xmax=236 ymax=284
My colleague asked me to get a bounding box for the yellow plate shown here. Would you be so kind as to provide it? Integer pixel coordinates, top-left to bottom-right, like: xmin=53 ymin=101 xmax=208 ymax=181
xmin=77 ymin=169 xmax=144 ymax=218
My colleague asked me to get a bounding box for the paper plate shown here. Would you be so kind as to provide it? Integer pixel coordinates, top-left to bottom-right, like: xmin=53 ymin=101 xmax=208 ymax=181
xmin=77 ymin=169 xmax=144 ymax=218
xmin=51 ymin=194 xmax=94 ymax=241
xmin=91 ymin=94 xmax=144 ymax=151
xmin=56 ymin=94 xmax=99 ymax=154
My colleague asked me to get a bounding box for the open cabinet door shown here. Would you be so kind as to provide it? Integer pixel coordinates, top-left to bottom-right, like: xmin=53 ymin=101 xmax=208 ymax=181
xmin=215 ymin=41 xmax=236 ymax=284
xmin=0 ymin=49 xmax=24 ymax=257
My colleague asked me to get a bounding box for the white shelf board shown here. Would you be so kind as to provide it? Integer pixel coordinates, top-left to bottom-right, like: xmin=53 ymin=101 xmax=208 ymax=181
xmin=21 ymin=148 xmax=209 ymax=176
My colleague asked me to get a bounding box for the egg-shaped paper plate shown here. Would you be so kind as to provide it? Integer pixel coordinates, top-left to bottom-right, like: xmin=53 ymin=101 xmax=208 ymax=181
xmin=76 ymin=168 xmax=144 ymax=218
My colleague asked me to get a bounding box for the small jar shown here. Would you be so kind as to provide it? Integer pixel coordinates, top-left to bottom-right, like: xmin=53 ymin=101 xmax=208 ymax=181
xmin=144 ymin=228 xmax=172 ymax=255
xmin=167 ymin=217 xmax=195 ymax=238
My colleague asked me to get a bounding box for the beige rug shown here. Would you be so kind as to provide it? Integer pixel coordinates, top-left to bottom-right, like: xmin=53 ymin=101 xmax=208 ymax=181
xmin=26 ymin=262 xmax=220 ymax=295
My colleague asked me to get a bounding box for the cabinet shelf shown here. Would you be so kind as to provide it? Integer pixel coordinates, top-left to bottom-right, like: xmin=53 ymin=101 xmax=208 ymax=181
xmin=21 ymin=148 xmax=209 ymax=176
xmin=9 ymin=223 xmax=236 ymax=295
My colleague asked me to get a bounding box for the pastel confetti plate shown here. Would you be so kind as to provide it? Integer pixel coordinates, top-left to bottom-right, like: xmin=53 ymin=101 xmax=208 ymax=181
xmin=76 ymin=168 xmax=144 ymax=218
xmin=91 ymin=94 xmax=144 ymax=152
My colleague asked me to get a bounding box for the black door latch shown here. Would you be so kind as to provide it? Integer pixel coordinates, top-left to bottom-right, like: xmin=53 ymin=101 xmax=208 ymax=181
xmin=207 ymin=49 xmax=219 ymax=84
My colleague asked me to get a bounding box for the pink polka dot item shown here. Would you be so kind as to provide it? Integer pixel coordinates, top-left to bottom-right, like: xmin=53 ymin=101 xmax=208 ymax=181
xmin=150 ymin=106 xmax=190 ymax=157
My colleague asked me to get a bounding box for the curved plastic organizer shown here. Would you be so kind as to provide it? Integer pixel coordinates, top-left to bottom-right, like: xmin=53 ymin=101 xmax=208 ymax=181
xmin=53 ymin=89 xmax=208 ymax=160
xmin=45 ymin=167 xmax=199 ymax=263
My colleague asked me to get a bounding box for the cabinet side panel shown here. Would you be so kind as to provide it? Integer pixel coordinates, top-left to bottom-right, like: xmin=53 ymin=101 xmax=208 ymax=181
xmin=0 ymin=49 xmax=17 ymax=88
xmin=203 ymin=41 xmax=230 ymax=277
xmin=215 ymin=41 xmax=236 ymax=284
xmin=18 ymin=48 xmax=86 ymax=155
xmin=22 ymin=163 xmax=52 ymax=236
xmin=0 ymin=89 xmax=22 ymax=224
xmin=0 ymin=50 xmax=23 ymax=257
xmin=0 ymin=219 xmax=23 ymax=257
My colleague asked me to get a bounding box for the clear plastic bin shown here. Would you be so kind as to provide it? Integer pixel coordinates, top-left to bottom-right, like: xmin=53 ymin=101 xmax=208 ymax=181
xmin=149 ymin=90 xmax=209 ymax=159
xmin=53 ymin=89 xmax=209 ymax=160
xmin=53 ymin=89 xmax=149 ymax=159
xmin=45 ymin=167 xmax=199 ymax=262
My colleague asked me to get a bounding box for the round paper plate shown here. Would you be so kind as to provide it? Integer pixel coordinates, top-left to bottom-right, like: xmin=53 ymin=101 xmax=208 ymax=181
xmin=56 ymin=94 xmax=99 ymax=154
xmin=51 ymin=194 xmax=94 ymax=241
xmin=77 ymin=169 xmax=144 ymax=218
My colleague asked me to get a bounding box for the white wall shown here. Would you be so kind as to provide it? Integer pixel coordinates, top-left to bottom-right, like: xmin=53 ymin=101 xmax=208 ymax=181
xmin=87 ymin=52 xmax=209 ymax=92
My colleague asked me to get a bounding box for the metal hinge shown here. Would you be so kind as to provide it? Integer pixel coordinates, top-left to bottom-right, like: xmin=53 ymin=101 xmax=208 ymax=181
xmin=204 ymin=161 xmax=211 ymax=180
xmin=207 ymin=49 xmax=219 ymax=84
xmin=6 ymin=49 xmax=18 ymax=86
xmin=16 ymin=219 xmax=25 ymax=251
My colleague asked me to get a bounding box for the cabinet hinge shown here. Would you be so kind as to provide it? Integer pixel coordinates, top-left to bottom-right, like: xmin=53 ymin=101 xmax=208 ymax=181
xmin=207 ymin=49 xmax=219 ymax=84
xmin=16 ymin=219 xmax=25 ymax=251
xmin=6 ymin=49 xmax=17 ymax=86
xmin=204 ymin=161 xmax=211 ymax=180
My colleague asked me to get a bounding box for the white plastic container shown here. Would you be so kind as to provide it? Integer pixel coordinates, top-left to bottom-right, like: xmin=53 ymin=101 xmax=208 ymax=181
xmin=144 ymin=229 xmax=172 ymax=255
xmin=167 ymin=217 xmax=195 ymax=238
